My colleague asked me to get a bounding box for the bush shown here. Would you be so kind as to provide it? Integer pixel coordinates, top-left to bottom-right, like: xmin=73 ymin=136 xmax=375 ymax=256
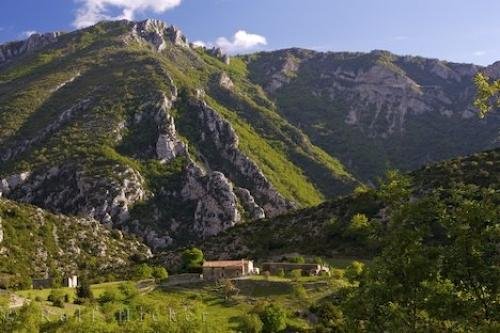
xmin=344 ymin=261 xmax=365 ymax=282
xmin=98 ymin=289 xmax=119 ymax=305
xmin=293 ymin=284 xmax=309 ymax=302
xmin=276 ymin=269 xmax=285 ymax=278
xmin=289 ymin=269 xmax=302 ymax=281
xmin=239 ymin=313 xmax=263 ymax=333
xmin=118 ymin=282 xmax=139 ymax=299
xmin=290 ymin=256 xmax=305 ymax=264
xmin=48 ymin=289 xmax=65 ymax=308
xmin=220 ymin=279 xmax=240 ymax=300
xmin=312 ymin=302 xmax=345 ymax=331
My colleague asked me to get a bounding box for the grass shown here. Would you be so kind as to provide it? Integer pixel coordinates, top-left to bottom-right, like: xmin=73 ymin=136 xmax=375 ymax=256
xmin=12 ymin=273 xmax=345 ymax=331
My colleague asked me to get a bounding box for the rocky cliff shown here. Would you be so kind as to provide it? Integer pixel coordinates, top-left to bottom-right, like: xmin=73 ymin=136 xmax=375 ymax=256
xmin=244 ymin=48 xmax=499 ymax=181
xmin=0 ymin=32 xmax=62 ymax=65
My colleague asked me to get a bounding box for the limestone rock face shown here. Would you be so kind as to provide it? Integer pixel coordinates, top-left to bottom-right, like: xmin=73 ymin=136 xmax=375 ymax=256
xmin=194 ymin=171 xmax=241 ymax=237
xmin=0 ymin=172 xmax=31 ymax=196
xmin=0 ymin=32 xmax=62 ymax=64
xmin=267 ymin=53 xmax=301 ymax=93
xmin=194 ymin=99 xmax=293 ymax=217
xmin=132 ymin=19 xmax=188 ymax=51
xmin=208 ymin=47 xmax=230 ymax=64
xmin=252 ymin=49 xmax=490 ymax=138
xmin=218 ymin=72 xmax=235 ymax=91
xmin=4 ymin=165 xmax=145 ymax=226
xmin=154 ymin=95 xmax=187 ymax=163
xmin=235 ymin=187 xmax=266 ymax=220
xmin=181 ymin=163 xmax=240 ymax=238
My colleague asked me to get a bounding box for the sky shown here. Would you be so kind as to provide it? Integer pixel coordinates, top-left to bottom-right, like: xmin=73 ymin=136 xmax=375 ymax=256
xmin=0 ymin=0 xmax=499 ymax=65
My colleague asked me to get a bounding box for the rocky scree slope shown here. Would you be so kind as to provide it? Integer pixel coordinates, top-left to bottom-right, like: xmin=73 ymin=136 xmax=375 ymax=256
xmin=199 ymin=148 xmax=499 ymax=261
xmin=243 ymin=48 xmax=500 ymax=182
xmin=0 ymin=20 xmax=356 ymax=251
xmin=0 ymin=198 xmax=151 ymax=288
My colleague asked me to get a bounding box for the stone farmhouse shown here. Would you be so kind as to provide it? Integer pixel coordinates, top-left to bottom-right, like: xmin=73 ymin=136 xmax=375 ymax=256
xmin=202 ymin=260 xmax=258 ymax=281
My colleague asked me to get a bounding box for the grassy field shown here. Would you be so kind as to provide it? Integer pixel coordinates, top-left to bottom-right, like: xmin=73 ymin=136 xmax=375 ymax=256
xmin=11 ymin=273 xmax=347 ymax=331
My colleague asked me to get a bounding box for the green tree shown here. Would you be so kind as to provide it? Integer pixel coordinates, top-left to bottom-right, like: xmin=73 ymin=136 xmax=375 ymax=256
xmin=259 ymin=303 xmax=287 ymax=333
xmin=151 ymin=266 xmax=168 ymax=282
xmin=344 ymin=213 xmax=371 ymax=241
xmin=342 ymin=185 xmax=499 ymax=332
xmin=76 ymin=278 xmax=94 ymax=301
xmin=133 ymin=263 xmax=153 ymax=280
xmin=474 ymin=72 xmax=500 ymax=118
xmin=181 ymin=247 xmax=204 ymax=271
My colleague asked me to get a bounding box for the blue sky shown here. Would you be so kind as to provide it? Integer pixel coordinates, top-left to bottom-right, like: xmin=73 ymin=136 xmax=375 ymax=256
xmin=0 ymin=0 xmax=499 ymax=65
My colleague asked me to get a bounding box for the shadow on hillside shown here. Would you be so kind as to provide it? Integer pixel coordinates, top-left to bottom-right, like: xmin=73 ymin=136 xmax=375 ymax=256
xmin=234 ymin=280 xmax=293 ymax=297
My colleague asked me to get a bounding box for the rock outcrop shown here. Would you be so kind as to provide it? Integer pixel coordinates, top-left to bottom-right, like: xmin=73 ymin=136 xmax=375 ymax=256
xmin=3 ymin=164 xmax=145 ymax=226
xmin=235 ymin=187 xmax=266 ymax=220
xmin=218 ymin=72 xmax=235 ymax=91
xmin=154 ymin=95 xmax=187 ymax=163
xmin=179 ymin=163 xmax=241 ymax=238
xmin=193 ymin=98 xmax=293 ymax=217
xmin=132 ymin=19 xmax=189 ymax=51
xmin=0 ymin=32 xmax=62 ymax=64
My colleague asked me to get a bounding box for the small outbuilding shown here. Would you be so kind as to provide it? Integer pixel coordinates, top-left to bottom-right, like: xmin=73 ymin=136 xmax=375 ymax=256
xmin=63 ymin=275 xmax=78 ymax=288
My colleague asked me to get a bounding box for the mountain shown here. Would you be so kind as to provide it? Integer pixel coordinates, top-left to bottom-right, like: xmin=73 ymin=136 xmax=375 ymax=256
xmin=199 ymin=148 xmax=499 ymax=261
xmin=0 ymin=19 xmax=498 ymax=252
xmin=0 ymin=20 xmax=356 ymax=251
xmin=0 ymin=197 xmax=151 ymax=288
xmin=243 ymin=48 xmax=499 ymax=181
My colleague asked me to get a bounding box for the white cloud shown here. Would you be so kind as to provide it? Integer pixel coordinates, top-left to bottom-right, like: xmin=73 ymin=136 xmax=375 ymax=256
xmin=22 ymin=31 xmax=38 ymax=38
xmin=215 ymin=30 xmax=267 ymax=54
xmin=73 ymin=0 xmax=182 ymax=28
xmin=473 ymin=50 xmax=486 ymax=56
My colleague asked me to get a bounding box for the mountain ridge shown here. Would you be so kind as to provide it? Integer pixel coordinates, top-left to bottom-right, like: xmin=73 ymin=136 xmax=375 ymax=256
xmin=0 ymin=19 xmax=357 ymax=251
xmin=0 ymin=18 xmax=497 ymax=253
